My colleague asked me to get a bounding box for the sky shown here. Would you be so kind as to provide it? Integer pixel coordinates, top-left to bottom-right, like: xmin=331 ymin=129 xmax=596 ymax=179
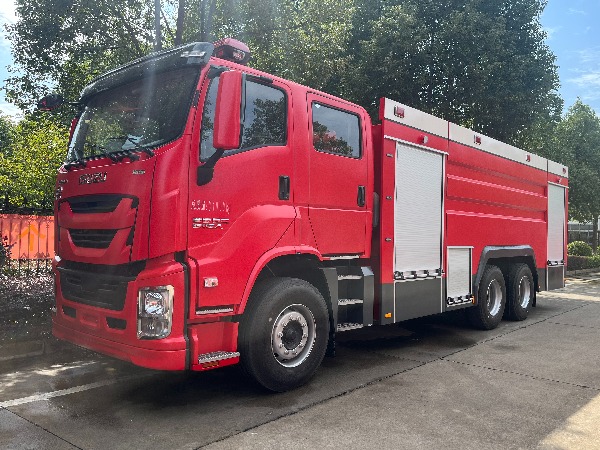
xmin=0 ymin=1 xmax=599 ymax=119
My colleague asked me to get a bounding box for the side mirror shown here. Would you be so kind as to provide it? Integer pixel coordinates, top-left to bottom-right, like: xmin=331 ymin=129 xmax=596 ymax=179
xmin=213 ymin=70 xmax=242 ymax=150
xmin=37 ymin=93 xmax=65 ymax=111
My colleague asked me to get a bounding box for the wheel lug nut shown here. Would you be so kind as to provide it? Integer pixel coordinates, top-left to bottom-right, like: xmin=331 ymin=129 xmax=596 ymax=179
xmin=279 ymin=343 xmax=283 ymax=348
xmin=278 ymin=332 xmax=283 ymax=338
xmin=284 ymin=350 xmax=289 ymax=355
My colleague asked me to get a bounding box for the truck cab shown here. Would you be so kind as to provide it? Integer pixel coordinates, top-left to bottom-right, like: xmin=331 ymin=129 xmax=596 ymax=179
xmin=51 ymin=39 xmax=374 ymax=390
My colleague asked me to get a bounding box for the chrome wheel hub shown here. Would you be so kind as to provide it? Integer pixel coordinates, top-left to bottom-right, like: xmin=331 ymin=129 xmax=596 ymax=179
xmin=271 ymin=304 xmax=315 ymax=367
xmin=518 ymin=276 xmax=531 ymax=309
xmin=486 ymin=279 xmax=502 ymax=316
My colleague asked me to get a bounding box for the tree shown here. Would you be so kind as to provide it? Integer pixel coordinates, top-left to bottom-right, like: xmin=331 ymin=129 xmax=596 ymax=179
xmin=1 ymin=115 xmax=68 ymax=210
xmin=0 ymin=114 xmax=15 ymax=156
xmin=5 ymin=0 xmax=155 ymax=113
xmin=344 ymin=0 xmax=561 ymax=145
xmin=552 ymin=100 xmax=600 ymax=251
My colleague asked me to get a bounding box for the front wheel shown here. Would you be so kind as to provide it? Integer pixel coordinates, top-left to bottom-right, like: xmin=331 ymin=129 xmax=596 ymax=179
xmin=238 ymin=278 xmax=329 ymax=392
xmin=467 ymin=265 xmax=506 ymax=330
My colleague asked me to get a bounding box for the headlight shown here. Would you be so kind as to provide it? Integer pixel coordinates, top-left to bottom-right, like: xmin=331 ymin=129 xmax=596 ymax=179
xmin=137 ymin=286 xmax=173 ymax=339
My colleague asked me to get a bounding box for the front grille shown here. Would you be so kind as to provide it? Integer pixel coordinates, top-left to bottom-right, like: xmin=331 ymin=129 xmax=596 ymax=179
xmin=58 ymin=263 xmax=143 ymax=311
xmin=69 ymin=229 xmax=118 ymax=248
xmin=64 ymin=194 xmax=139 ymax=214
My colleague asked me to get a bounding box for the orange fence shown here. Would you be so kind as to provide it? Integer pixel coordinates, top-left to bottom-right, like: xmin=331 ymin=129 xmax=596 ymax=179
xmin=0 ymin=214 xmax=55 ymax=260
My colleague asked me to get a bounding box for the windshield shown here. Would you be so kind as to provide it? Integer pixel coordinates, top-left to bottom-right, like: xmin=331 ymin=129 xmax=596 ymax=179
xmin=67 ymin=67 xmax=199 ymax=162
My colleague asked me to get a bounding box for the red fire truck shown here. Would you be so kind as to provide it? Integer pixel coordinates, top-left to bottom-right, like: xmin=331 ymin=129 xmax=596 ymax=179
xmin=45 ymin=39 xmax=568 ymax=392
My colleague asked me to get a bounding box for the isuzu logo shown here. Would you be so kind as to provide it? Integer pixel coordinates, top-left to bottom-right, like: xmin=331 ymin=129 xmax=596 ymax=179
xmin=192 ymin=218 xmax=229 ymax=229
xmin=79 ymin=172 xmax=107 ymax=185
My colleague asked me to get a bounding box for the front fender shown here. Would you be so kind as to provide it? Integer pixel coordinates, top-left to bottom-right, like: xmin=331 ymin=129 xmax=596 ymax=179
xmin=194 ymin=204 xmax=297 ymax=310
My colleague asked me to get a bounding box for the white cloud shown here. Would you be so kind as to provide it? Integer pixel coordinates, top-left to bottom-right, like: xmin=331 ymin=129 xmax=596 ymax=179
xmin=0 ymin=0 xmax=15 ymax=51
xmin=544 ymin=26 xmax=561 ymax=40
xmin=577 ymin=47 xmax=600 ymax=64
xmin=568 ymin=8 xmax=586 ymax=15
xmin=569 ymin=72 xmax=600 ymax=87
xmin=0 ymin=0 xmax=16 ymax=24
xmin=0 ymin=98 xmax=21 ymax=119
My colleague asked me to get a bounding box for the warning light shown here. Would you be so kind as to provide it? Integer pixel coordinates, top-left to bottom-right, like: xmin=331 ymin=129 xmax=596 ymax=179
xmin=213 ymin=38 xmax=251 ymax=65
xmin=385 ymin=313 xmax=392 ymax=318
xmin=394 ymin=106 xmax=405 ymax=118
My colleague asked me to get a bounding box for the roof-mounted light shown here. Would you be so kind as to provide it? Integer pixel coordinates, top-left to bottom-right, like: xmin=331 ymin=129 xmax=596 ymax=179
xmin=213 ymin=38 xmax=251 ymax=65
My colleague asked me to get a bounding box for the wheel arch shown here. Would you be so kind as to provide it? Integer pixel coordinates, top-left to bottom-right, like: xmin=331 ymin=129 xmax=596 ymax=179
xmin=475 ymin=246 xmax=539 ymax=300
xmin=238 ymin=248 xmax=334 ymax=319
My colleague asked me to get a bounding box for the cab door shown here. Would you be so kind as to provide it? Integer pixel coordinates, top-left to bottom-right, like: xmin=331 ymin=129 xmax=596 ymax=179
xmin=307 ymin=94 xmax=369 ymax=256
xmin=187 ymin=69 xmax=295 ymax=309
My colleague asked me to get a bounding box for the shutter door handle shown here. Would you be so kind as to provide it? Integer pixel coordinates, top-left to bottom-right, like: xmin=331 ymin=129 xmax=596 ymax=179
xmin=357 ymin=185 xmax=366 ymax=207
xmin=279 ymin=175 xmax=290 ymax=200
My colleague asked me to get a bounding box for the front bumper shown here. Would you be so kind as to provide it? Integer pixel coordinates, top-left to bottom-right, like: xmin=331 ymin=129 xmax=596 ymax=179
xmin=53 ymin=319 xmax=186 ymax=370
xmin=52 ymin=257 xmax=188 ymax=370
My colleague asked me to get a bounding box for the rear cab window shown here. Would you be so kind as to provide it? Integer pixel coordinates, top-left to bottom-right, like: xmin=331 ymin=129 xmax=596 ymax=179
xmin=311 ymin=103 xmax=361 ymax=158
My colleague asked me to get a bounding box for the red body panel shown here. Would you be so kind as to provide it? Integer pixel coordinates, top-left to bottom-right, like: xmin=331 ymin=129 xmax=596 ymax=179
xmin=445 ymin=140 xmax=549 ymax=272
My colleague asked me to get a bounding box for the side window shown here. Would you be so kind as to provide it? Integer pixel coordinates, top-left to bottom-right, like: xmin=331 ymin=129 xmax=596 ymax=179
xmin=200 ymin=75 xmax=287 ymax=161
xmin=241 ymin=81 xmax=287 ymax=149
xmin=312 ymin=103 xmax=361 ymax=158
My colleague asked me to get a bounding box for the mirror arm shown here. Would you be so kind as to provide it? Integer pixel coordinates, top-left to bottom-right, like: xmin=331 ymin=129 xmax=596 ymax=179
xmin=197 ymin=149 xmax=225 ymax=186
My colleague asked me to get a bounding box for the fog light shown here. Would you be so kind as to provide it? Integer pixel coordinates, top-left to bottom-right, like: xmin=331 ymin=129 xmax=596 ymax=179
xmin=137 ymin=286 xmax=173 ymax=339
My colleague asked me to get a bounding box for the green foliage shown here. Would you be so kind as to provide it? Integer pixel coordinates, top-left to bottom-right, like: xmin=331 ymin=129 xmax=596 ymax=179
xmin=551 ymin=101 xmax=600 ymax=225
xmin=5 ymin=0 xmax=154 ymax=115
xmin=0 ymin=114 xmax=16 ymax=155
xmin=0 ymin=114 xmax=68 ymax=210
xmin=344 ymin=0 xmax=561 ymax=145
xmin=567 ymin=241 xmax=594 ymax=257
xmin=567 ymin=255 xmax=600 ymax=272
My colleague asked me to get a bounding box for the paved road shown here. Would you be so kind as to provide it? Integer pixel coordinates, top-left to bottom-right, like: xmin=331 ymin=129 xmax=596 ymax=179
xmin=1 ymin=274 xmax=599 ymax=449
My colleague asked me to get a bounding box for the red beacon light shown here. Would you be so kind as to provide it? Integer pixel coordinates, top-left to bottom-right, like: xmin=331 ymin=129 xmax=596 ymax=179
xmin=213 ymin=38 xmax=251 ymax=65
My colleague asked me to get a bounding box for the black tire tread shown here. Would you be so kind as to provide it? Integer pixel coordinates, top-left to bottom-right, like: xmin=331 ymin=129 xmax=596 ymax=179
xmin=467 ymin=265 xmax=506 ymax=330
xmin=505 ymin=263 xmax=534 ymax=321
xmin=238 ymin=277 xmax=329 ymax=392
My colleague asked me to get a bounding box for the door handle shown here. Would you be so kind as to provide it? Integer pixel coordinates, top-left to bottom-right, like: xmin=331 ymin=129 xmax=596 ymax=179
xmin=357 ymin=185 xmax=366 ymax=207
xmin=279 ymin=175 xmax=290 ymax=200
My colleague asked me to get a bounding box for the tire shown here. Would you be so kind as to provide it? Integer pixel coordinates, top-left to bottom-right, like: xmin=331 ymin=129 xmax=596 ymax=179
xmin=238 ymin=277 xmax=330 ymax=392
xmin=504 ymin=264 xmax=534 ymax=321
xmin=467 ymin=265 xmax=506 ymax=330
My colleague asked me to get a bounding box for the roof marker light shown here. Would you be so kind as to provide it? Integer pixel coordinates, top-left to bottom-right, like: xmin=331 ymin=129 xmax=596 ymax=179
xmin=213 ymin=38 xmax=251 ymax=65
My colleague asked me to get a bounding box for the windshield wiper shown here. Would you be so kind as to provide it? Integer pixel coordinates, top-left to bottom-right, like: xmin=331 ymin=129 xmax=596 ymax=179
xmin=124 ymin=136 xmax=155 ymax=157
xmin=64 ymin=158 xmax=87 ymax=171
xmin=106 ymin=136 xmax=155 ymax=158
xmin=118 ymin=149 xmax=140 ymax=162
xmin=85 ymin=142 xmax=120 ymax=163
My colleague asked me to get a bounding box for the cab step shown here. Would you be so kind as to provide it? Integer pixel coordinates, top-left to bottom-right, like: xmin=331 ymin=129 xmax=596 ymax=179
xmin=192 ymin=350 xmax=241 ymax=371
xmin=338 ymin=275 xmax=362 ymax=280
xmin=338 ymin=298 xmax=364 ymax=306
xmin=337 ymin=322 xmax=363 ymax=332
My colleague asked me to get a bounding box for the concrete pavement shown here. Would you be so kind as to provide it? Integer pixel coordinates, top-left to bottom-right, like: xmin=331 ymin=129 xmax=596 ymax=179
xmin=205 ymin=275 xmax=600 ymax=450
xmin=0 ymin=273 xmax=599 ymax=449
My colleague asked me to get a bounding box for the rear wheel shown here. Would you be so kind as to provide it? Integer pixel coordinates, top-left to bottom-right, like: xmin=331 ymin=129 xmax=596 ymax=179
xmin=238 ymin=277 xmax=329 ymax=392
xmin=504 ymin=264 xmax=534 ymax=321
xmin=467 ymin=265 xmax=506 ymax=330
